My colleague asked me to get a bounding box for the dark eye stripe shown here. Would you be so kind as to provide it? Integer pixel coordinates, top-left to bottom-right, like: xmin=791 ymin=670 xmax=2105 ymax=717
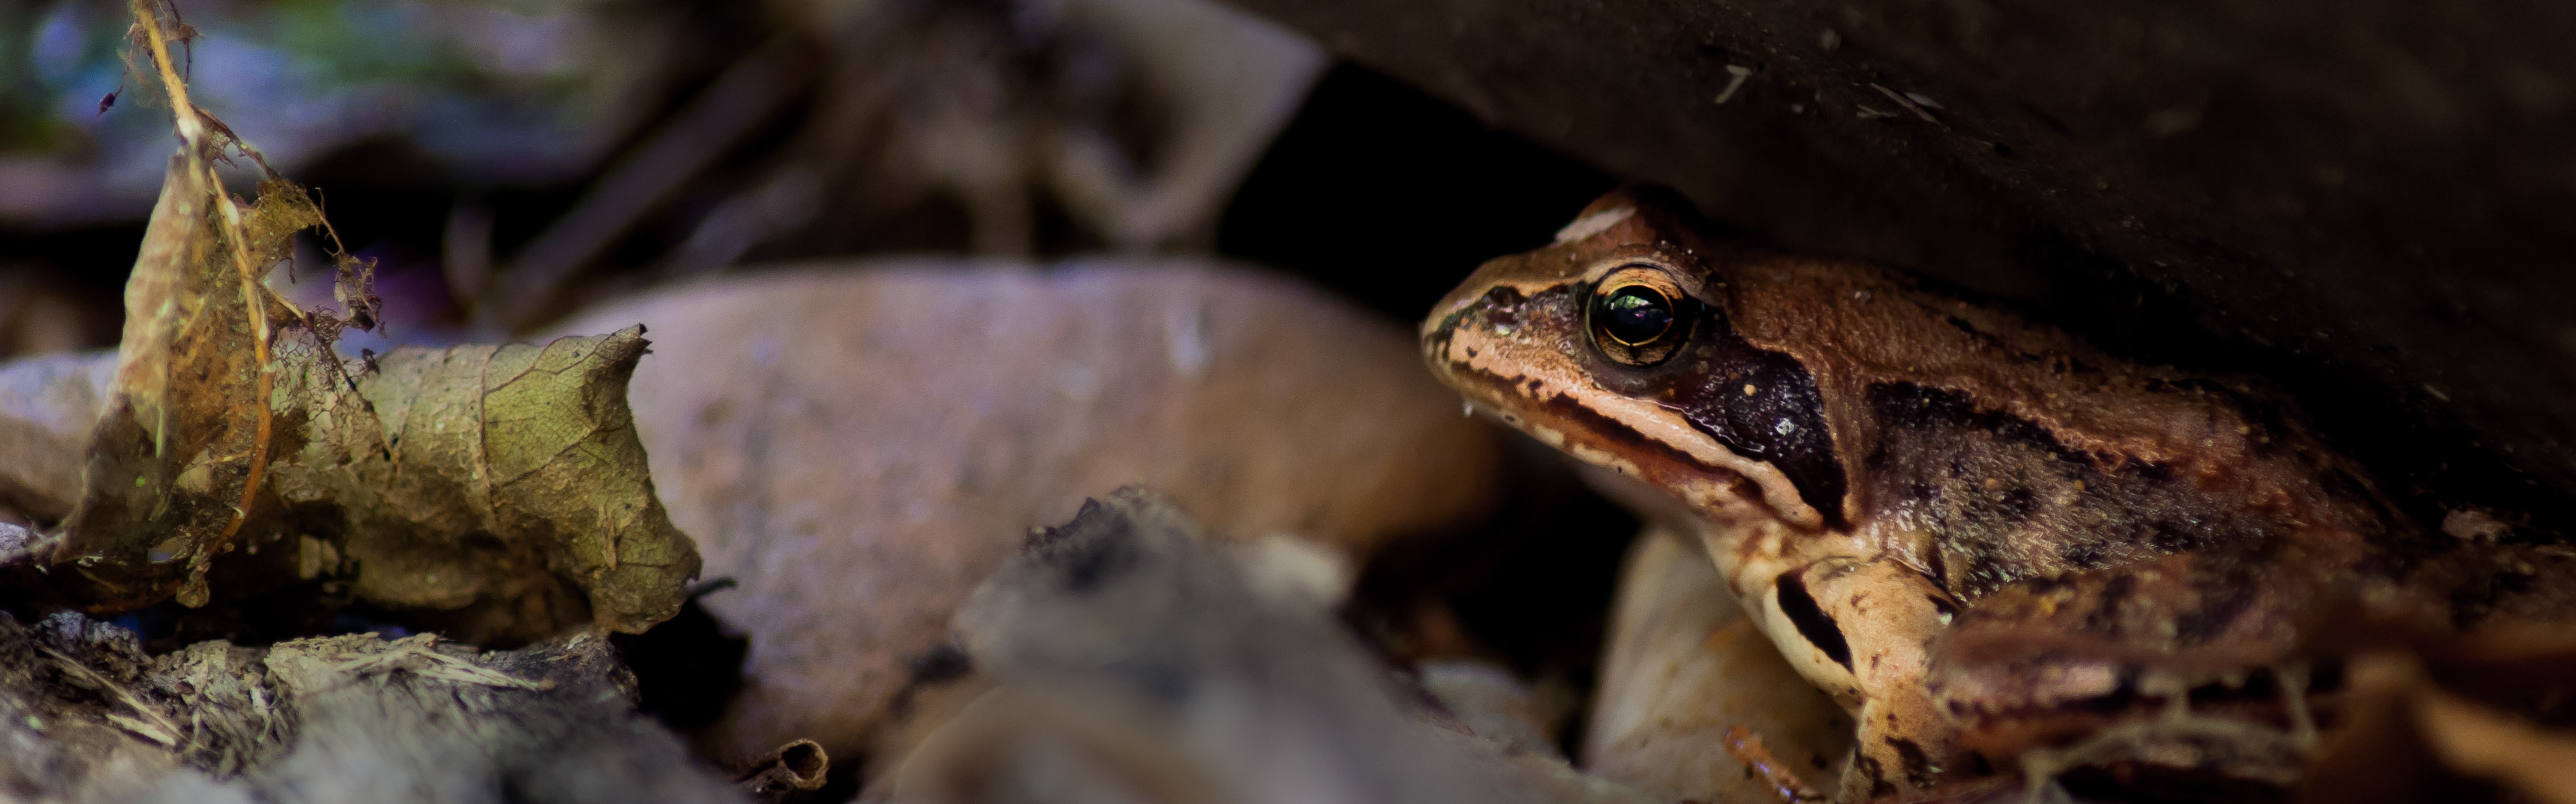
xmin=1663 ymin=325 xmax=1848 ymax=528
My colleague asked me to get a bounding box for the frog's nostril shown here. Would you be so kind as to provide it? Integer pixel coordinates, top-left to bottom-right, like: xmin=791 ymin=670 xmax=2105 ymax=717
xmin=1776 ymin=571 xmax=1854 ymax=671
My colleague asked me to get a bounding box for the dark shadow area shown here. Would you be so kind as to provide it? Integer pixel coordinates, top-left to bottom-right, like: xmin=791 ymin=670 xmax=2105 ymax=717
xmin=610 ymin=592 xmax=752 ymax=734
xmin=1219 ymin=63 xmax=1620 ymax=322
xmin=1347 ymin=433 xmax=1640 ymax=755
xmin=0 ymin=222 xmax=144 ymax=352
xmin=1224 ymin=67 xmax=1645 ymax=754
xmin=105 ymin=580 xmax=359 ymax=654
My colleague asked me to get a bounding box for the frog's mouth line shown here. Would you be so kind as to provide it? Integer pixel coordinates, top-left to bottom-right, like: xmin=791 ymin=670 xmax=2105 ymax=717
xmin=1427 ymin=345 xmax=1726 ymax=483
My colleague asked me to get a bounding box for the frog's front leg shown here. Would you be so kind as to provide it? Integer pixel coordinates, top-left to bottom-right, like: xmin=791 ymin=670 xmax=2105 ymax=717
xmin=1704 ymin=528 xmax=1981 ymax=800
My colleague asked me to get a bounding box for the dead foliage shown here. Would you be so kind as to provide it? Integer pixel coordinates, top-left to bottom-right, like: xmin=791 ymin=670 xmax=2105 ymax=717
xmin=3 ymin=0 xmax=698 ymax=642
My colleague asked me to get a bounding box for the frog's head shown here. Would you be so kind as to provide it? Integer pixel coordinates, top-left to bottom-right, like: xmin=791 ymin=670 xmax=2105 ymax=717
xmin=1419 ymin=186 xmax=1846 ymax=532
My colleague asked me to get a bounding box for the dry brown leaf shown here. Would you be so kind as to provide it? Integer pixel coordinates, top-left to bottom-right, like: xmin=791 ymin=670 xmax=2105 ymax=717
xmin=25 ymin=1 xmax=698 ymax=641
xmin=17 ymin=329 xmax=703 ymax=641
xmin=266 ymin=329 xmax=703 ymax=639
xmin=52 ymin=2 xmax=332 ymax=608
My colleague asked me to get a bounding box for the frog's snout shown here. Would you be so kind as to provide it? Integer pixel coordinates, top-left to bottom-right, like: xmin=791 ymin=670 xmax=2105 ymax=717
xmin=1417 ymin=300 xmax=1460 ymax=354
xmin=1418 ymin=281 xmax=1505 ymax=376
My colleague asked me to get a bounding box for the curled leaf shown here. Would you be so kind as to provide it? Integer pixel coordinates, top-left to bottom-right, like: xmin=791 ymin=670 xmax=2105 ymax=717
xmin=54 ymin=153 xmax=297 ymax=606
xmin=34 ymin=0 xmax=696 ymax=640
xmin=30 ymin=329 xmax=700 ymax=641
xmin=51 ymin=0 xmax=333 ymax=608
xmin=268 ymin=328 xmax=702 ymax=638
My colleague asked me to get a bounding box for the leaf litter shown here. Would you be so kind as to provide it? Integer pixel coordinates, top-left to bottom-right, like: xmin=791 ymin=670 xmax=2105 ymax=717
xmin=9 ymin=0 xmax=699 ymax=644
xmin=0 ymin=610 xmax=746 ymax=800
xmin=0 ymin=3 xmax=720 ymax=797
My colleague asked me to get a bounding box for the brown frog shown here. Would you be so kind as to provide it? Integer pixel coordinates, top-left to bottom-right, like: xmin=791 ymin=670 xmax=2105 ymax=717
xmin=1421 ymin=187 xmax=2576 ymax=800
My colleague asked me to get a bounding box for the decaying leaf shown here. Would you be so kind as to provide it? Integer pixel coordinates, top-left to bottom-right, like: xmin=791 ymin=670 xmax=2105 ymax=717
xmin=55 ymin=154 xmax=307 ymax=609
xmin=266 ymin=329 xmax=703 ymax=638
xmin=49 ymin=0 xmax=352 ymax=609
xmin=16 ymin=1 xmax=699 ymax=642
xmin=11 ymin=330 xmax=703 ymax=641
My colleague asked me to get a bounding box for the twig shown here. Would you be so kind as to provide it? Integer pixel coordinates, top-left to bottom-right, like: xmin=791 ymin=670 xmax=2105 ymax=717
xmin=37 ymin=643 xmax=186 ymax=746
xmin=1713 ymin=65 xmax=1755 ymax=104
xmin=325 ymin=633 xmax=556 ymax=691
xmin=1724 ymin=725 xmax=1825 ymax=802
xmin=1869 ymin=83 xmax=1948 ymax=128
xmin=128 ymin=0 xmax=203 ymax=145
xmin=211 ymin=198 xmax=273 ymax=545
xmin=736 ymin=739 xmax=831 ymax=803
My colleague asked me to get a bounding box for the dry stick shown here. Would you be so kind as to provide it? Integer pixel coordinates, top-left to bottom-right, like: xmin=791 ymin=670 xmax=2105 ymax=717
xmin=1869 ymin=83 xmax=1948 ymax=129
xmin=1723 ymin=725 xmax=1824 ymax=802
xmin=322 ymin=634 xmax=554 ymax=692
xmin=36 ymin=643 xmax=187 ymax=746
xmin=211 ymin=196 xmax=273 ymax=547
xmin=496 ymin=40 xmax=807 ymax=329
xmin=129 ymin=0 xmax=201 ymax=145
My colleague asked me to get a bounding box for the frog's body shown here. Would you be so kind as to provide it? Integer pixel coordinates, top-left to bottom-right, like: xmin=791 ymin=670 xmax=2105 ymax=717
xmin=1421 ymin=187 xmax=2575 ymax=800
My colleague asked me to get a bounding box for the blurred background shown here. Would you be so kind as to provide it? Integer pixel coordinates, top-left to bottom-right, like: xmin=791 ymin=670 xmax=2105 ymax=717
xmin=0 ymin=0 xmax=1617 ymax=349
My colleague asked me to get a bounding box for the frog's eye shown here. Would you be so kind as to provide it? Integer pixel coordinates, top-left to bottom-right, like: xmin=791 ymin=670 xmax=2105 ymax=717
xmin=1587 ymin=265 xmax=1695 ymax=366
xmin=1599 ymin=286 xmax=1672 ymax=342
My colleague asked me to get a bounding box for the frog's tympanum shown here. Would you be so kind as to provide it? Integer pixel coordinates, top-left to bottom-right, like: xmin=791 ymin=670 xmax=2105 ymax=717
xmin=1422 ymin=187 xmax=2576 ymax=800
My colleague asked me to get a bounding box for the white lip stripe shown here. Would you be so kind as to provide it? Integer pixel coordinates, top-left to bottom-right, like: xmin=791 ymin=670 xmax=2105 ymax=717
xmin=1554 ymin=206 xmax=1636 ymax=243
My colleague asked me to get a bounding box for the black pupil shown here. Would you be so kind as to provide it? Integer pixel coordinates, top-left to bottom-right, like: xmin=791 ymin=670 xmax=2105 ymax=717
xmin=1599 ymin=285 xmax=1674 ymax=344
